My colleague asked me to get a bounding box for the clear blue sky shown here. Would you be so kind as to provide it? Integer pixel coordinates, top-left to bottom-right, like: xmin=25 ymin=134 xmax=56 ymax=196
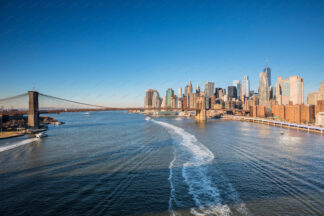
xmin=1 ymin=0 xmax=323 ymax=107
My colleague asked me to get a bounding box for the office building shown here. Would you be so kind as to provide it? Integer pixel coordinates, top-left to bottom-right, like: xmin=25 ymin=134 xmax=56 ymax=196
xmin=228 ymin=86 xmax=237 ymax=99
xmin=161 ymin=96 xmax=167 ymax=108
xmin=145 ymin=89 xmax=161 ymax=108
xmin=276 ymin=76 xmax=304 ymax=105
xmin=233 ymin=80 xmax=241 ymax=99
xmin=307 ymin=81 xmax=324 ymax=105
xmin=166 ymin=88 xmax=174 ymax=107
xmin=204 ymin=82 xmax=215 ymax=98
xmin=178 ymin=87 xmax=182 ymax=98
xmin=259 ymin=71 xmax=270 ymax=106
xmin=242 ymin=75 xmax=250 ymax=97
xmin=215 ymin=88 xmax=226 ymax=99
xmin=264 ymin=66 xmax=271 ymax=87
xmin=196 ymin=85 xmax=200 ymax=94
xmin=188 ymin=81 xmax=193 ymax=94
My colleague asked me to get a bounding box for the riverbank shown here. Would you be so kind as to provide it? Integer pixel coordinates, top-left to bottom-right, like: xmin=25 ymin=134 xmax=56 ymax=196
xmin=222 ymin=115 xmax=324 ymax=135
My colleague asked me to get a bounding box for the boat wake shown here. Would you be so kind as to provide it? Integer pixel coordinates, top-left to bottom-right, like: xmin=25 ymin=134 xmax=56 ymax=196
xmin=0 ymin=138 xmax=38 ymax=153
xmin=152 ymin=120 xmax=248 ymax=216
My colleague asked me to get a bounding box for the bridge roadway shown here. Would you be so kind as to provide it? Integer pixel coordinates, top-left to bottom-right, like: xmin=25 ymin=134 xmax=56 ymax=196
xmin=0 ymin=107 xmax=201 ymax=115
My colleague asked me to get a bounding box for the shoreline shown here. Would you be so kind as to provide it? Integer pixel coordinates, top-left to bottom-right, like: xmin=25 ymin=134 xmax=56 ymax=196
xmin=222 ymin=115 xmax=324 ymax=135
xmin=0 ymin=132 xmax=25 ymax=140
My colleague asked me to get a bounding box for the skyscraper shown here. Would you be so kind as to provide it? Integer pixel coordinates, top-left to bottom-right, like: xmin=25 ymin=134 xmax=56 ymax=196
xmin=259 ymin=71 xmax=270 ymax=106
xmin=178 ymin=87 xmax=182 ymax=98
xmin=307 ymin=81 xmax=324 ymax=105
xmin=276 ymin=76 xmax=304 ymax=105
xmin=242 ymin=75 xmax=250 ymax=97
xmin=215 ymin=88 xmax=226 ymax=98
xmin=264 ymin=66 xmax=271 ymax=87
xmin=228 ymin=86 xmax=237 ymax=99
xmin=161 ymin=96 xmax=167 ymax=108
xmin=188 ymin=81 xmax=193 ymax=94
xmin=145 ymin=89 xmax=161 ymax=108
xmin=196 ymin=85 xmax=200 ymax=94
xmin=233 ymin=80 xmax=241 ymax=99
xmin=166 ymin=88 xmax=174 ymax=107
xmin=204 ymin=82 xmax=215 ymax=98
xmin=184 ymin=85 xmax=189 ymax=97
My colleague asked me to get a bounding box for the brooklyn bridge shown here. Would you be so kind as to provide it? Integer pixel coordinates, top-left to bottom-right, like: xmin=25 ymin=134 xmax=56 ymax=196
xmin=0 ymin=91 xmax=208 ymax=129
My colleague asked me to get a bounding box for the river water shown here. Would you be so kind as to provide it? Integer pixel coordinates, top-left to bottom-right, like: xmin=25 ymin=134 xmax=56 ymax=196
xmin=0 ymin=112 xmax=324 ymax=216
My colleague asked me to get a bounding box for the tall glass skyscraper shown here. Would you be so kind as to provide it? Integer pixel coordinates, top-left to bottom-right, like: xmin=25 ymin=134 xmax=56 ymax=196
xmin=242 ymin=75 xmax=250 ymax=97
xmin=145 ymin=89 xmax=160 ymax=108
xmin=204 ymin=82 xmax=215 ymax=98
xmin=166 ymin=88 xmax=174 ymax=107
xmin=228 ymin=86 xmax=237 ymax=99
xmin=233 ymin=80 xmax=242 ymax=99
xmin=263 ymin=66 xmax=271 ymax=87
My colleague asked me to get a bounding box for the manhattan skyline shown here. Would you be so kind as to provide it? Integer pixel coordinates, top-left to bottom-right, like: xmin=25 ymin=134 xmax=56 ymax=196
xmin=1 ymin=0 xmax=323 ymax=107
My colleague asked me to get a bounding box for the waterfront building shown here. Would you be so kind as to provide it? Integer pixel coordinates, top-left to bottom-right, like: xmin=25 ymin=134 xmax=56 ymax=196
xmin=315 ymin=100 xmax=324 ymax=115
xmin=166 ymin=88 xmax=174 ymax=107
xmin=307 ymin=81 xmax=324 ymax=105
xmin=276 ymin=76 xmax=304 ymax=105
xmin=233 ymin=80 xmax=242 ymax=99
xmin=316 ymin=112 xmax=324 ymax=126
xmin=242 ymin=75 xmax=250 ymax=97
xmin=272 ymin=104 xmax=315 ymax=124
xmin=145 ymin=89 xmax=161 ymax=108
xmin=228 ymin=86 xmax=237 ymax=99
xmin=204 ymin=82 xmax=215 ymax=98
xmin=252 ymin=105 xmax=266 ymax=118
xmin=178 ymin=87 xmax=182 ymax=98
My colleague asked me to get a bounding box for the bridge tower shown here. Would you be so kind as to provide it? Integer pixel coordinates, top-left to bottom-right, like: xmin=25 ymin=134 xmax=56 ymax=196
xmin=28 ymin=91 xmax=39 ymax=129
xmin=195 ymin=96 xmax=207 ymax=122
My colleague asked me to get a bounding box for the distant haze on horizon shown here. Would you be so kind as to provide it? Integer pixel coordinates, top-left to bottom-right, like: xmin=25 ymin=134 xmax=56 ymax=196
xmin=1 ymin=0 xmax=323 ymax=107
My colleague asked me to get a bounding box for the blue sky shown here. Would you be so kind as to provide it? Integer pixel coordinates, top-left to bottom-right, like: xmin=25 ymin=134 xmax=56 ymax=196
xmin=0 ymin=0 xmax=323 ymax=107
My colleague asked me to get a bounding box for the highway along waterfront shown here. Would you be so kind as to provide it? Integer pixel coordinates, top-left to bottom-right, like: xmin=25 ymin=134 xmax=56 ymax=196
xmin=0 ymin=111 xmax=324 ymax=216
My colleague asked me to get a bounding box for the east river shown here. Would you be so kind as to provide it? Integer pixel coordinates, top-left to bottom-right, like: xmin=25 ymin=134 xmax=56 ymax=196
xmin=0 ymin=112 xmax=324 ymax=216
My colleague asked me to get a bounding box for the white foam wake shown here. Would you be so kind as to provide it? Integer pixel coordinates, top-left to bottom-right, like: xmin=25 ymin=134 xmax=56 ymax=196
xmin=0 ymin=138 xmax=38 ymax=153
xmin=152 ymin=119 xmax=233 ymax=216
xmin=168 ymin=150 xmax=177 ymax=216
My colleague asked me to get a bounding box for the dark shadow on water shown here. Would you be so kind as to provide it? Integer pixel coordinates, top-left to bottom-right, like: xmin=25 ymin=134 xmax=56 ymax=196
xmin=1 ymin=160 xmax=324 ymax=216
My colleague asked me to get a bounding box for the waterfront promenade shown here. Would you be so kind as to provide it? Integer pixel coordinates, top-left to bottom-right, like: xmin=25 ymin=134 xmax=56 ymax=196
xmin=222 ymin=115 xmax=324 ymax=134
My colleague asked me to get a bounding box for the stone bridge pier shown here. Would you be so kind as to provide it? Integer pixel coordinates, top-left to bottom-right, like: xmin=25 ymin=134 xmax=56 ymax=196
xmin=195 ymin=96 xmax=207 ymax=122
xmin=28 ymin=91 xmax=39 ymax=129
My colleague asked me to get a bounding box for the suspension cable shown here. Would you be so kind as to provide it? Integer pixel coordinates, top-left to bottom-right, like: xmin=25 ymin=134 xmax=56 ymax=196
xmin=39 ymin=93 xmax=107 ymax=108
xmin=0 ymin=93 xmax=28 ymax=102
